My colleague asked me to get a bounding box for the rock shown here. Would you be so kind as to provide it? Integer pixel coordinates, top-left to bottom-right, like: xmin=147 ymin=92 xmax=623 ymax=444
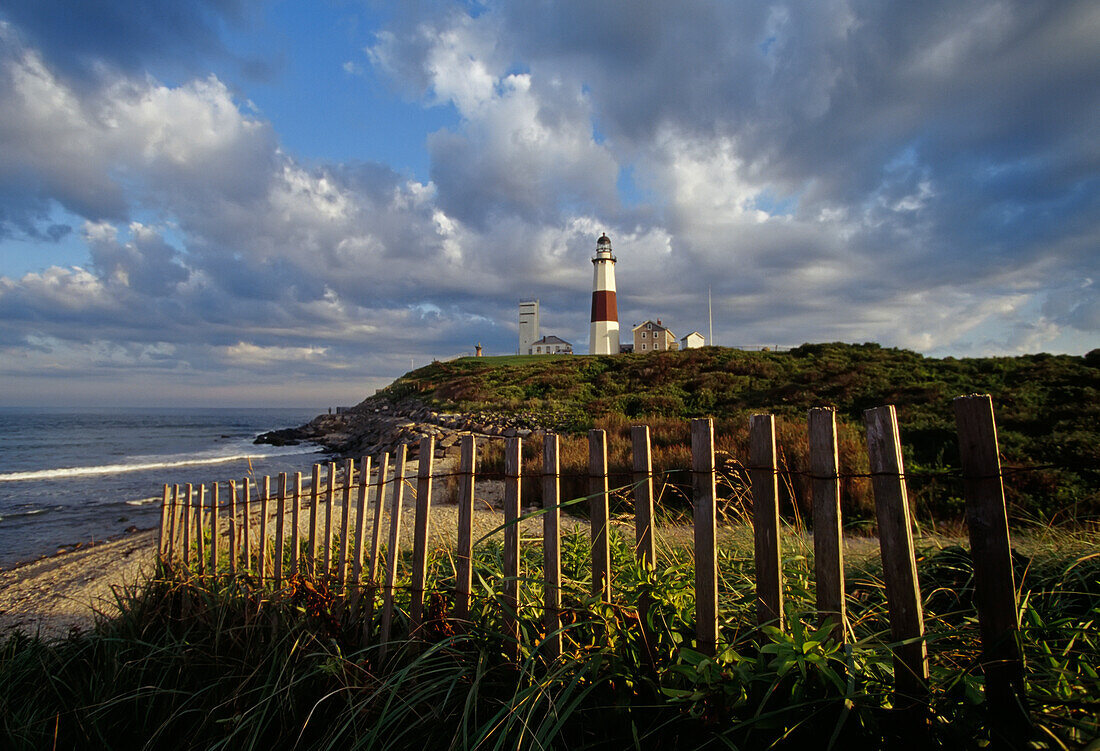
xmin=254 ymin=427 xmax=307 ymax=446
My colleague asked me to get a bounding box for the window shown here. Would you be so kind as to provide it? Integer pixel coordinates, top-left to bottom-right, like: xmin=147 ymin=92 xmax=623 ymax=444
xmin=647 ymin=323 xmax=652 ymax=329
xmin=642 ymin=343 xmax=647 ymax=350
xmin=641 ymin=332 xmax=647 ymax=338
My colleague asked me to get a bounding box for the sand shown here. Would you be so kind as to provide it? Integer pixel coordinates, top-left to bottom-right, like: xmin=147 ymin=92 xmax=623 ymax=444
xmin=0 ymin=458 xmax=590 ymax=641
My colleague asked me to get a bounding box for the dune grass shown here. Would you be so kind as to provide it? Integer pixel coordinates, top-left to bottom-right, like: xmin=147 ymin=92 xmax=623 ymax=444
xmin=1 ymin=524 xmax=1097 ymax=749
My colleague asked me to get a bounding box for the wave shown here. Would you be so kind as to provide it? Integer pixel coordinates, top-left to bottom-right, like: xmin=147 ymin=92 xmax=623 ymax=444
xmin=0 ymin=507 xmax=51 ymax=523
xmin=0 ymin=445 xmax=321 ymax=483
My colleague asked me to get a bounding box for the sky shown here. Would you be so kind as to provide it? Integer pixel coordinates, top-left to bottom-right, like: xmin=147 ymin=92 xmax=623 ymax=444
xmin=0 ymin=0 xmax=1097 ymax=407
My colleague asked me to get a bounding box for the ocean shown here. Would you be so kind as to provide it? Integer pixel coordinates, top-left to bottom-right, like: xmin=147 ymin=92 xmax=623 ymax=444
xmin=0 ymin=407 xmax=325 ymax=570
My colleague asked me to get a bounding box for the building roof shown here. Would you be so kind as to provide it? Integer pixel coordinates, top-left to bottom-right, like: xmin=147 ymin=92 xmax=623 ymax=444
xmin=597 ymin=233 xmax=612 ymax=245
xmin=532 ymin=335 xmax=572 ymax=346
xmin=631 ymin=319 xmax=671 ymax=332
xmin=681 ymin=331 xmax=704 ymax=339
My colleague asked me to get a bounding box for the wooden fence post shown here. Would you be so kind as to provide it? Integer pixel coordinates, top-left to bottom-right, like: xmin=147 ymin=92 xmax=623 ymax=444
xmin=242 ymin=477 xmax=253 ymax=574
xmin=380 ymin=444 xmax=408 ymax=653
xmin=291 ymin=472 xmax=302 ymax=575
xmin=229 ymin=480 xmax=238 ymax=575
xmin=197 ymin=484 xmax=207 ymax=576
xmin=809 ymin=407 xmax=846 ymax=640
xmin=455 ymin=434 xmax=476 ymax=622
xmin=353 ymin=456 xmax=372 ymax=585
xmin=183 ymin=483 xmax=194 ymax=570
xmin=589 ymin=429 xmax=612 ymax=601
xmin=260 ymin=476 xmax=271 ymax=581
xmin=339 ymin=458 xmax=355 ymax=589
xmin=324 ymin=461 xmax=336 ymax=577
xmin=210 ymin=482 xmax=219 ymax=574
xmin=275 ymin=473 xmax=287 ymax=588
xmin=631 ymin=426 xmax=656 ymax=570
xmin=750 ymin=414 xmax=784 ymax=629
xmin=368 ymin=453 xmax=390 ymax=583
xmin=542 ymin=433 xmax=563 ymax=660
xmin=864 ymin=405 xmax=929 ymax=719
xmin=158 ymin=484 xmax=170 ymax=562
xmin=503 ymin=436 xmax=522 ymax=660
xmin=410 ymin=437 xmax=436 ymax=633
xmin=954 ymin=395 xmax=1030 ymax=746
xmin=169 ymin=484 xmax=181 ymax=562
xmin=309 ymin=464 xmax=321 ymax=576
xmin=691 ymin=418 xmax=719 ymax=656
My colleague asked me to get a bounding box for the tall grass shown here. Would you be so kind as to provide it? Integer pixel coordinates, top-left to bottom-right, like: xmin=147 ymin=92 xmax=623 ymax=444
xmin=479 ymin=414 xmax=874 ymax=523
xmin=1 ymin=527 xmax=1097 ymax=749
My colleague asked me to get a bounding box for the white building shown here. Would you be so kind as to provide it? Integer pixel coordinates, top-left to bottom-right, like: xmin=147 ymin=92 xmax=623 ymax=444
xmin=681 ymin=331 xmax=706 ymax=349
xmin=530 ymin=335 xmax=573 ymax=355
xmin=519 ymin=300 xmax=540 ymax=355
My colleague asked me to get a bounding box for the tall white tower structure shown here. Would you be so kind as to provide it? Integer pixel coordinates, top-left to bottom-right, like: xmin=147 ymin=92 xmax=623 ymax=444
xmin=589 ymin=234 xmax=620 ymax=355
xmin=519 ymin=300 xmax=540 ymax=354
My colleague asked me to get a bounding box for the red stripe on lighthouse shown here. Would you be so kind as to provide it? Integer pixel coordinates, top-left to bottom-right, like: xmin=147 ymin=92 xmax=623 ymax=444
xmin=590 ymin=290 xmax=618 ymax=322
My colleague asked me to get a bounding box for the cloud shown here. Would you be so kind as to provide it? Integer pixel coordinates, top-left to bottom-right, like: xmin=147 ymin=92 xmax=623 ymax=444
xmin=1 ymin=1 xmax=1098 ymax=404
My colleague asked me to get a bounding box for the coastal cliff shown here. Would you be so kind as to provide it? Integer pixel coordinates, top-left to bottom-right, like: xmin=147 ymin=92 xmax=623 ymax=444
xmin=255 ymin=392 xmax=557 ymax=462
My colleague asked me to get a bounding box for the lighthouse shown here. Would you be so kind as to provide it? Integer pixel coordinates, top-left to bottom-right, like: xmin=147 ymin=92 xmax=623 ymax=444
xmin=589 ymin=233 xmax=620 ymax=355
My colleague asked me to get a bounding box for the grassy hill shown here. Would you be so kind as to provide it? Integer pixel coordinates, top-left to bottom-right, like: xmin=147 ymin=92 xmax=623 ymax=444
xmin=380 ymin=343 xmax=1099 ymax=523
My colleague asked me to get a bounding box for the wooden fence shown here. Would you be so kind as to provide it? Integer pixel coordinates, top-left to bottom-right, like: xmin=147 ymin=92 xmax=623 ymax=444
xmin=158 ymin=394 xmax=1029 ymax=743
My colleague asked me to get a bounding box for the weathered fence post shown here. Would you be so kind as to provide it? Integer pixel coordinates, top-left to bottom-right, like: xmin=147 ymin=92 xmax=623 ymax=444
xmin=691 ymin=418 xmax=719 ymax=656
xmin=260 ymin=476 xmax=271 ymax=581
xmin=410 ymin=436 xmax=436 ymax=633
xmin=353 ymin=456 xmax=372 ymax=585
xmin=169 ymin=484 xmax=181 ymax=562
xmin=380 ymin=444 xmax=408 ymax=654
xmin=954 ymin=394 xmax=1030 ymax=746
xmin=309 ymin=464 xmax=321 ymax=575
xmin=229 ymin=480 xmax=238 ymax=575
xmin=210 ymin=482 xmax=219 ymax=574
xmin=365 ymin=452 xmax=390 ymax=644
xmin=864 ymin=405 xmax=929 ymax=722
xmin=368 ymin=453 xmax=390 ymax=583
xmin=275 ymin=473 xmax=287 ymax=588
xmin=455 ymin=434 xmax=476 ymax=621
xmin=339 ymin=458 xmax=355 ymax=589
xmin=631 ymin=425 xmax=656 ymax=570
xmin=158 ymin=484 xmax=170 ymax=562
xmin=589 ymin=429 xmax=612 ymax=601
xmin=183 ymin=483 xmax=194 ymax=570
xmin=197 ymin=484 xmax=207 ymax=576
xmin=809 ymin=407 xmax=846 ymax=640
xmin=503 ymin=436 xmax=522 ymax=660
xmin=242 ymin=477 xmax=253 ymax=574
xmin=542 ymin=433 xmax=563 ymax=660
xmin=324 ymin=461 xmax=336 ymax=577
xmin=291 ymin=472 xmax=302 ymax=574
xmin=750 ymin=414 xmax=784 ymax=630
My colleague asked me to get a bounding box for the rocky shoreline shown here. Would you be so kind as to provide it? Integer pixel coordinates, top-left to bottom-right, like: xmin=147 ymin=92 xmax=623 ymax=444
xmin=255 ymin=393 xmax=567 ymax=461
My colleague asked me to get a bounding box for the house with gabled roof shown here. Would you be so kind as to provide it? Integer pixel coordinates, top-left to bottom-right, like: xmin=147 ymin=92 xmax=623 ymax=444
xmin=632 ymin=319 xmax=678 ymax=353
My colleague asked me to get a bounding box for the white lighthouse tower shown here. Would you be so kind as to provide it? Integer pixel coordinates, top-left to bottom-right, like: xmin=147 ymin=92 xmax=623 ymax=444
xmin=589 ymin=233 xmax=620 ymax=355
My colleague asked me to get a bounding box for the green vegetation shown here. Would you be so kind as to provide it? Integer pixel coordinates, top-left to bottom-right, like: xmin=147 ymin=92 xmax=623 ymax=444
xmin=392 ymin=344 xmax=1100 ymax=522
xmin=2 ymin=528 xmax=1097 ymax=749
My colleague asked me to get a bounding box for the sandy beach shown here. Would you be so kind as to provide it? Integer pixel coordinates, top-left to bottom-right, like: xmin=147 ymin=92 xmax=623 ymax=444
xmin=0 ymin=458 xmax=590 ymax=640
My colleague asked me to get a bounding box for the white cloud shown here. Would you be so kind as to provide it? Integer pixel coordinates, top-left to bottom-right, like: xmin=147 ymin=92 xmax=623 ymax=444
xmin=1 ymin=2 xmax=1098 ymax=404
xmin=223 ymin=341 xmax=329 ymax=366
